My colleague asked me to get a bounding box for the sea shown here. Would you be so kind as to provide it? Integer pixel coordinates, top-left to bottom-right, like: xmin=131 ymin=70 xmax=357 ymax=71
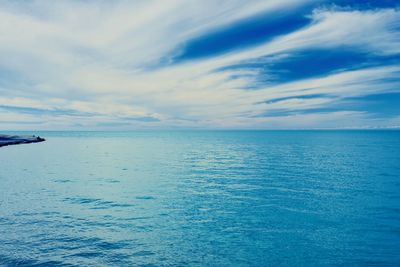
xmin=0 ymin=130 xmax=399 ymax=266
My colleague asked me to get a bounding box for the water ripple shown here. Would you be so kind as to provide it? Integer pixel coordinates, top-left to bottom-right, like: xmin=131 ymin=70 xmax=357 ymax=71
xmin=0 ymin=131 xmax=399 ymax=265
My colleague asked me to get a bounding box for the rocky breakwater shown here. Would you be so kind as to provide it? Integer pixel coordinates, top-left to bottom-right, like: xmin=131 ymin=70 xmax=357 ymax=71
xmin=0 ymin=135 xmax=45 ymax=147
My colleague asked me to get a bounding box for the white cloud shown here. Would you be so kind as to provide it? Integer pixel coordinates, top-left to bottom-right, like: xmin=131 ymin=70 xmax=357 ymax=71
xmin=0 ymin=1 xmax=399 ymax=129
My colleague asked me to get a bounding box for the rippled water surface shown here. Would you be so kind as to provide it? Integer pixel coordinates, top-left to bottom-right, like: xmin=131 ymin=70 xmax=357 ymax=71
xmin=0 ymin=131 xmax=399 ymax=266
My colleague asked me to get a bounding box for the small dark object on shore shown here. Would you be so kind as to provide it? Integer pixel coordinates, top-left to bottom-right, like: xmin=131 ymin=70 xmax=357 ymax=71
xmin=0 ymin=134 xmax=46 ymax=148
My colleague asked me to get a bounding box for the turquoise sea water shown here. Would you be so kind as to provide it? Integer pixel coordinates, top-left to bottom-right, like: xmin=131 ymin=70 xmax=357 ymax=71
xmin=0 ymin=131 xmax=399 ymax=266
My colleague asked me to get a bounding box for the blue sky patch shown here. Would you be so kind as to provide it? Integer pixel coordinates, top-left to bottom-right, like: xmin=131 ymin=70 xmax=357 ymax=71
xmin=263 ymin=94 xmax=330 ymax=104
xmin=345 ymin=92 xmax=400 ymax=118
xmin=219 ymin=50 xmax=400 ymax=87
xmin=257 ymin=92 xmax=400 ymax=119
xmin=173 ymin=7 xmax=312 ymax=62
xmin=331 ymin=0 xmax=400 ymax=10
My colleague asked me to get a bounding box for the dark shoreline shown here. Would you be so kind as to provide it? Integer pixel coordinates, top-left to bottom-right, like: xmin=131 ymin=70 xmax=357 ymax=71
xmin=0 ymin=135 xmax=45 ymax=147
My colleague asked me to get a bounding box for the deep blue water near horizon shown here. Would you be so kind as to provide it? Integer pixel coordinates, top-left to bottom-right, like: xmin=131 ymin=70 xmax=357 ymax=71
xmin=0 ymin=130 xmax=399 ymax=266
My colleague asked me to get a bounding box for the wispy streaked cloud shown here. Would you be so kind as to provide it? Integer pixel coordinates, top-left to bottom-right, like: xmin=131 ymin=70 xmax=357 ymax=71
xmin=0 ymin=0 xmax=399 ymax=129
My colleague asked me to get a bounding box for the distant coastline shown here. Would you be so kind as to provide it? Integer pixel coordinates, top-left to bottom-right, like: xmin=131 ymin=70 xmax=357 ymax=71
xmin=0 ymin=135 xmax=45 ymax=147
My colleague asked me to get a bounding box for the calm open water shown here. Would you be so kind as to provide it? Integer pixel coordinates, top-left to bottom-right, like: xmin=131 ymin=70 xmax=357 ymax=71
xmin=0 ymin=131 xmax=399 ymax=266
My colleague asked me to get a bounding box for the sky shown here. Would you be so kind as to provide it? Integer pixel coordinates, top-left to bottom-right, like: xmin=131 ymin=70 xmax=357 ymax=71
xmin=0 ymin=0 xmax=399 ymax=130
